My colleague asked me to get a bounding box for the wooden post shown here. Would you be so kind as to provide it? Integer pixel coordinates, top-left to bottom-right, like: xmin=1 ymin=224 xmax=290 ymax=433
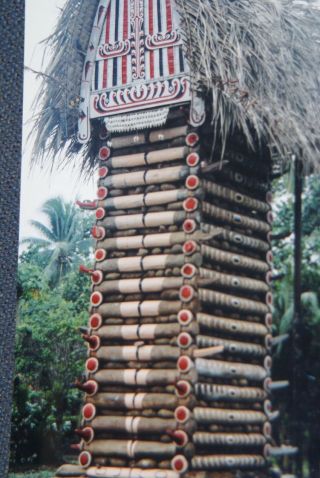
xmin=293 ymin=155 xmax=303 ymax=478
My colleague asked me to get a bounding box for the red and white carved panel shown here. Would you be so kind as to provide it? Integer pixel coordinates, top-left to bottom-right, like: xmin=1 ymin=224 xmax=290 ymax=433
xmin=90 ymin=0 xmax=190 ymax=118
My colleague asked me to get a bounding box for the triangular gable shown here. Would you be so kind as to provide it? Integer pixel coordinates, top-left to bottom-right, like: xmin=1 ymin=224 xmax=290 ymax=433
xmin=78 ymin=0 xmax=191 ymax=142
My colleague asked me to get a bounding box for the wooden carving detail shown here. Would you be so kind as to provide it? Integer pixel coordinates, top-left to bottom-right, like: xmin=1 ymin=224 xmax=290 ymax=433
xmin=89 ymin=0 xmax=190 ymax=119
xmin=130 ymin=0 xmax=145 ymax=80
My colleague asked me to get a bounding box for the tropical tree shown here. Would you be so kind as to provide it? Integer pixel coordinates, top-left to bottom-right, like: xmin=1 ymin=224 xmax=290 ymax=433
xmin=10 ymin=198 xmax=94 ymax=467
xmin=11 ymin=258 xmax=90 ymax=466
xmin=22 ymin=197 xmax=92 ymax=285
xmin=272 ymin=175 xmax=320 ymax=477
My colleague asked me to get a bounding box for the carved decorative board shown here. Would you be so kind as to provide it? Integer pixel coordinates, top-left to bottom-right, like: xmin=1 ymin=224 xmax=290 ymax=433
xmin=78 ymin=0 xmax=191 ymax=142
xmin=91 ymin=0 xmax=190 ymax=116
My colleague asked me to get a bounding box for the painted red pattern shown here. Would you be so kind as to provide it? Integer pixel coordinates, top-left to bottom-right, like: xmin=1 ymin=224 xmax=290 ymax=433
xmin=99 ymin=0 xmax=182 ymax=90
xmin=90 ymin=0 xmax=192 ymax=117
xmin=122 ymin=0 xmax=129 ymax=84
xmin=166 ymin=0 xmax=174 ymax=75
xmin=92 ymin=76 xmax=190 ymax=114
xmin=165 ymin=0 xmax=172 ymax=29
xmin=148 ymin=0 xmax=154 ymax=79
xmin=102 ymin=3 xmax=111 ymax=89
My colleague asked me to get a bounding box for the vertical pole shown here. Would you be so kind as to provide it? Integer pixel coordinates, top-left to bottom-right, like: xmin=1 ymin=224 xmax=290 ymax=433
xmin=293 ymin=155 xmax=303 ymax=477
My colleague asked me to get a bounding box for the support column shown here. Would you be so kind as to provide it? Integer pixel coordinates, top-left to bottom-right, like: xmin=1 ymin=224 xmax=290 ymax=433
xmin=292 ymin=156 xmax=303 ymax=478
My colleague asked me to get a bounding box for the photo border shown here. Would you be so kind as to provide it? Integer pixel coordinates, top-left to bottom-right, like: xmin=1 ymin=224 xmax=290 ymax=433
xmin=0 ymin=1 xmax=24 ymax=476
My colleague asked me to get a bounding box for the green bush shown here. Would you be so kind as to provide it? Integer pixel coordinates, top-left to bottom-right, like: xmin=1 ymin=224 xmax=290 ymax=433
xmin=9 ymin=470 xmax=54 ymax=478
xmin=11 ymin=246 xmax=91 ymax=466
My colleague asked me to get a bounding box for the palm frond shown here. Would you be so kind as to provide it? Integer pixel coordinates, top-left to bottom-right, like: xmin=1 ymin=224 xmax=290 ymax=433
xmin=20 ymin=237 xmax=51 ymax=247
xmin=43 ymin=202 xmax=61 ymax=240
xmin=31 ymin=0 xmax=99 ymax=171
xmin=29 ymin=220 xmax=57 ymax=242
xmin=24 ymin=197 xmax=92 ymax=285
xmin=176 ymin=0 xmax=320 ymax=172
xmin=279 ymin=304 xmax=294 ymax=335
xmin=32 ymin=0 xmax=320 ymax=173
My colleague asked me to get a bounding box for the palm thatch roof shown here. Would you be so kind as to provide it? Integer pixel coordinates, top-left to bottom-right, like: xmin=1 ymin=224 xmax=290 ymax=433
xmin=31 ymin=0 xmax=99 ymax=169
xmin=32 ymin=0 xmax=320 ymax=173
xmin=177 ymin=0 xmax=320 ymax=173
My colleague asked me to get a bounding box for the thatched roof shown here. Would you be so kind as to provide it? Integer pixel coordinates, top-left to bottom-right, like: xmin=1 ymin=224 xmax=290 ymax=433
xmin=31 ymin=0 xmax=99 ymax=169
xmin=177 ymin=0 xmax=320 ymax=173
xmin=32 ymin=0 xmax=320 ymax=173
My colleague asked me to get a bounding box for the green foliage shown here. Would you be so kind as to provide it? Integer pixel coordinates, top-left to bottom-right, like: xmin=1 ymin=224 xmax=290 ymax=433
xmin=11 ymin=198 xmax=93 ymax=467
xmin=12 ymin=267 xmax=90 ymax=465
xmin=59 ymin=271 xmax=91 ymax=314
xmin=21 ymin=197 xmax=93 ymax=285
xmin=272 ymin=174 xmax=320 ymax=476
xmin=272 ymin=176 xmax=320 ymax=342
xmin=302 ymin=176 xmax=320 ymax=235
xmin=9 ymin=471 xmax=54 ymax=478
xmin=19 ymin=245 xmax=50 ymax=270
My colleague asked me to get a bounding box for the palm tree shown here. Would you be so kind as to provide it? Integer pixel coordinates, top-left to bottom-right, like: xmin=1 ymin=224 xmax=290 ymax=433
xmin=22 ymin=197 xmax=92 ymax=285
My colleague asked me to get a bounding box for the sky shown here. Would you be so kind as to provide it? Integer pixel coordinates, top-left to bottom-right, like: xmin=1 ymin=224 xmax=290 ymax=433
xmin=20 ymin=0 xmax=96 ymax=243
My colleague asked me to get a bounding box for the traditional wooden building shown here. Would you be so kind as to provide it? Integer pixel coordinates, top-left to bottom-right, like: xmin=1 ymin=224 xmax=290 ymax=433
xmin=33 ymin=1 xmax=320 ymax=478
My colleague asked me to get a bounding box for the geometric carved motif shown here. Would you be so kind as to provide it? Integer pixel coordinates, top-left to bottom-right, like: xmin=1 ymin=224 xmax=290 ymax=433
xmin=90 ymin=0 xmax=191 ymax=117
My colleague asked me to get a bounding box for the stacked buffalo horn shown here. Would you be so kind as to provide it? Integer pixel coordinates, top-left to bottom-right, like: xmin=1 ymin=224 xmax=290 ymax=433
xmin=57 ymin=107 xmax=288 ymax=478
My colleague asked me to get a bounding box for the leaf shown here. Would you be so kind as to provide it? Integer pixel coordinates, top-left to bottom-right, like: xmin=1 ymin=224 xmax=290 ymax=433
xmin=22 ymin=197 xmax=92 ymax=286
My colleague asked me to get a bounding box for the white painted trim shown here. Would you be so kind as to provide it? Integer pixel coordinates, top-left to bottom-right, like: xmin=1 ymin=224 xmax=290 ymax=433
xmin=78 ymin=0 xmax=111 ymax=144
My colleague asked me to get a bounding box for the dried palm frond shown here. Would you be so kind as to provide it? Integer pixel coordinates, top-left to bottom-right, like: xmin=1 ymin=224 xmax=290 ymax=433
xmin=31 ymin=0 xmax=99 ymax=173
xmin=176 ymin=0 xmax=320 ymax=172
xmin=32 ymin=0 xmax=320 ymax=173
